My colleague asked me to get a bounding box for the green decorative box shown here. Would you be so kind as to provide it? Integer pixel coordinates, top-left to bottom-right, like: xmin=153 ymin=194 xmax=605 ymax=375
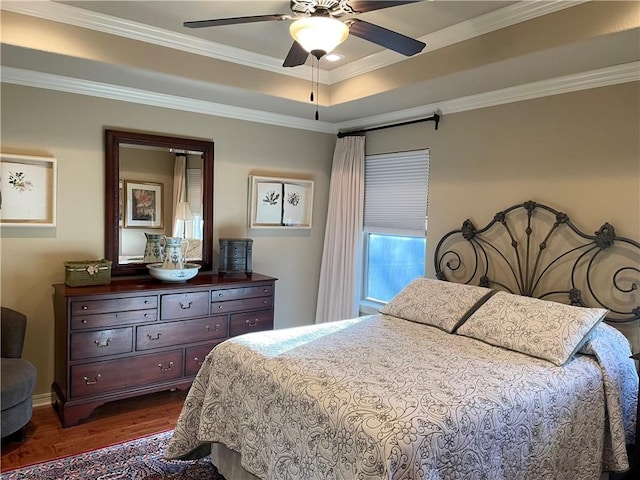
xmin=64 ymin=259 xmax=112 ymax=287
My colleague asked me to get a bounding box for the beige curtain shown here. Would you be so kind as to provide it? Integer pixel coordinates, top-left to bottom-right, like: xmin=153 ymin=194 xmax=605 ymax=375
xmin=172 ymin=154 xmax=186 ymax=237
xmin=315 ymin=136 xmax=366 ymax=324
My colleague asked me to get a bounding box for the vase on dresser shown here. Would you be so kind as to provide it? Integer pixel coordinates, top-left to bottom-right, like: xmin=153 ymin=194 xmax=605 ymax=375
xmin=143 ymin=233 xmax=164 ymax=263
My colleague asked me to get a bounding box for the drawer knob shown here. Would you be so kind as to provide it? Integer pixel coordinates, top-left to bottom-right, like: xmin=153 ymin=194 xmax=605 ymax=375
xmin=81 ymin=319 xmax=87 ymax=324
xmin=83 ymin=374 xmax=101 ymax=385
xmin=217 ymin=293 xmax=223 ymax=297
xmin=158 ymin=361 xmax=174 ymax=371
xmin=205 ymin=324 xmax=220 ymax=332
xmin=179 ymin=301 xmax=192 ymax=310
xmin=94 ymin=338 xmax=111 ymax=348
xmin=147 ymin=333 xmax=162 ymax=341
xmin=246 ymin=318 xmax=259 ymax=327
xmin=194 ymin=356 xmax=204 ymax=366
xmin=81 ymin=305 xmax=89 ymax=310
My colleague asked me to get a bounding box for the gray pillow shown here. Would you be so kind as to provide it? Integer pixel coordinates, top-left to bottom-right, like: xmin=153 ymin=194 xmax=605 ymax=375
xmin=457 ymin=291 xmax=608 ymax=366
xmin=380 ymin=278 xmax=494 ymax=333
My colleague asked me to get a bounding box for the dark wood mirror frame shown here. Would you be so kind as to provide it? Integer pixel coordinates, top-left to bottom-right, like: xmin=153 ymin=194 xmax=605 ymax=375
xmin=105 ymin=129 xmax=214 ymax=277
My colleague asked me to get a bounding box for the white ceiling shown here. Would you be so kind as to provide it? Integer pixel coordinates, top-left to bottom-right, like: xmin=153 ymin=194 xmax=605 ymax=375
xmin=1 ymin=1 xmax=639 ymax=132
xmin=59 ymin=1 xmax=513 ymax=68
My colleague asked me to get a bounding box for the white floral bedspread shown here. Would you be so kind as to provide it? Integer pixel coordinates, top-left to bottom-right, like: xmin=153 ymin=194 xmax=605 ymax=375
xmin=166 ymin=315 xmax=637 ymax=480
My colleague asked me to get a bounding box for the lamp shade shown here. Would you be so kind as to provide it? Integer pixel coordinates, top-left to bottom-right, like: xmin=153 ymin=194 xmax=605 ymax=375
xmin=290 ymin=16 xmax=349 ymax=55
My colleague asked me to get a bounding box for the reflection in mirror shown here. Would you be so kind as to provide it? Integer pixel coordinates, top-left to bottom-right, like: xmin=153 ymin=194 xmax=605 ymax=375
xmin=105 ymin=130 xmax=214 ymax=277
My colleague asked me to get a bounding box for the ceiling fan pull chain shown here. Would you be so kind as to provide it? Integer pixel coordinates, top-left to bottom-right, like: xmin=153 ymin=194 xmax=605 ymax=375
xmin=315 ymin=56 xmax=320 ymax=120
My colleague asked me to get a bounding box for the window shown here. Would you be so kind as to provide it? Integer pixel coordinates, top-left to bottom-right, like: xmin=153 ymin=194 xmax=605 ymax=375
xmin=186 ymin=167 xmax=203 ymax=240
xmin=360 ymin=150 xmax=429 ymax=310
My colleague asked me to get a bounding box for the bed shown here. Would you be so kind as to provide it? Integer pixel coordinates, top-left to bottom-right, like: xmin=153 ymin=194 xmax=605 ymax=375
xmin=166 ymin=200 xmax=639 ymax=480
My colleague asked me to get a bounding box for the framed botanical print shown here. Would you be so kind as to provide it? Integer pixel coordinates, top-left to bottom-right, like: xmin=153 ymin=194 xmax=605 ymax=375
xmin=0 ymin=153 xmax=57 ymax=227
xmin=249 ymin=175 xmax=313 ymax=229
xmin=124 ymin=180 xmax=163 ymax=228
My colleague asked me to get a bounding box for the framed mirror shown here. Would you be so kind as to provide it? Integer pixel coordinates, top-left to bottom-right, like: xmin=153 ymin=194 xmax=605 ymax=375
xmin=105 ymin=129 xmax=214 ymax=277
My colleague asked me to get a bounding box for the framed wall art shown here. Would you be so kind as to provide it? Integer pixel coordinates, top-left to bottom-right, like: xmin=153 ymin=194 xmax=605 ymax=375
xmin=249 ymin=175 xmax=314 ymax=229
xmin=124 ymin=180 xmax=164 ymax=228
xmin=1 ymin=153 xmax=57 ymax=227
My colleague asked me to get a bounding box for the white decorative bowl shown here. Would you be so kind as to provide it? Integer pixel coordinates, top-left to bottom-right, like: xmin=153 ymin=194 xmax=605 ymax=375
xmin=147 ymin=263 xmax=201 ymax=282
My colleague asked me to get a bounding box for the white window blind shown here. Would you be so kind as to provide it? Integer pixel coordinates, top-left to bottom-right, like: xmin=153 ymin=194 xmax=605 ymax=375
xmin=186 ymin=168 xmax=202 ymax=215
xmin=364 ymin=149 xmax=429 ymax=235
xmin=186 ymin=167 xmax=203 ymax=240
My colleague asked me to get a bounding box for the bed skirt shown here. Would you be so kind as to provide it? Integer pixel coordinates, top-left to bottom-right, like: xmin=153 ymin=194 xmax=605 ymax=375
xmin=211 ymin=443 xmax=261 ymax=480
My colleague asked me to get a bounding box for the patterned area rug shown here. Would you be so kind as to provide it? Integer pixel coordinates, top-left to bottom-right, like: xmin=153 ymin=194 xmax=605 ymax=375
xmin=1 ymin=430 xmax=224 ymax=480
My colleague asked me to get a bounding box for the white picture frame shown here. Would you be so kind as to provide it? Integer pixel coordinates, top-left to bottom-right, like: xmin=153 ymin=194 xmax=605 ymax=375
xmin=0 ymin=153 xmax=57 ymax=227
xmin=249 ymin=175 xmax=314 ymax=229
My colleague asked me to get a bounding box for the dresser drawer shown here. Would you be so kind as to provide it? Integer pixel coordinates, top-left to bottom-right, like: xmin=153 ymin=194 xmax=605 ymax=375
xmin=226 ymin=248 xmax=247 ymax=260
xmin=71 ymin=309 xmax=157 ymax=330
xmin=71 ymin=328 xmax=133 ymax=360
xmin=211 ymin=285 xmax=274 ymax=302
xmin=229 ymin=309 xmax=274 ymax=337
xmin=160 ymin=292 xmax=209 ymax=320
xmin=185 ymin=341 xmax=224 ymax=376
xmin=71 ymin=296 xmax=157 ymax=315
xmin=225 ymin=240 xmax=250 ymax=252
xmin=136 ymin=316 xmax=229 ymax=351
xmin=70 ymin=350 xmax=183 ymax=398
xmin=211 ymin=295 xmax=273 ymax=315
xmin=225 ymin=258 xmax=248 ymax=271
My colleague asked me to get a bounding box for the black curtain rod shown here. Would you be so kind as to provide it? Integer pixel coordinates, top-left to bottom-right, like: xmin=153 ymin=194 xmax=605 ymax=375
xmin=337 ymin=113 xmax=440 ymax=138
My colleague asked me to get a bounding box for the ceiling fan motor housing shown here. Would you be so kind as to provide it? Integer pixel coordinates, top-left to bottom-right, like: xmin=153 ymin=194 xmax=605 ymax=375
xmin=290 ymin=0 xmax=348 ymax=17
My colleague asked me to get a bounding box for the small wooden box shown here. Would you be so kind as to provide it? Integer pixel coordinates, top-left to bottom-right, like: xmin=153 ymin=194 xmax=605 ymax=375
xmin=218 ymin=238 xmax=252 ymax=277
xmin=64 ymin=260 xmax=112 ymax=287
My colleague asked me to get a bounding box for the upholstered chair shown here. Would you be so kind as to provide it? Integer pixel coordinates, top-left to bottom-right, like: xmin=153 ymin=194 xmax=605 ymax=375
xmin=1 ymin=307 xmax=37 ymax=441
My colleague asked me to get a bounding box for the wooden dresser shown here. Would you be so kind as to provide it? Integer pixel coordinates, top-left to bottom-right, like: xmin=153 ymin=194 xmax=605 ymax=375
xmin=52 ymin=272 xmax=276 ymax=427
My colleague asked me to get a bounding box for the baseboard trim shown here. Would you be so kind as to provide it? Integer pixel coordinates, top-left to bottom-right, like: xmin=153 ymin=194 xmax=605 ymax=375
xmin=32 ymin=392 xmax=53 ymax=408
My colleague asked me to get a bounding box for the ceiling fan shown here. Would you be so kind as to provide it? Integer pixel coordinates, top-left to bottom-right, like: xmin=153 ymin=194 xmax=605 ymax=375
xmin=184 ymin=0 xmax=427 ymax=67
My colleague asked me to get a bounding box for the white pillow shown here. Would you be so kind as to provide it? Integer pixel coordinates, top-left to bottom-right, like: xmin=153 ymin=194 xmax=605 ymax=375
xmin=380 ymin=278 xmax=494 ymax=333
xmin=457 ymin=291 xmax=607 ymax=366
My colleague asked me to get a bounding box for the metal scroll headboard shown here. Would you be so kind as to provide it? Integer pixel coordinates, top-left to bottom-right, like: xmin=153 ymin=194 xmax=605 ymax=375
xmin=434 ymin=200 xmax=640 ymax=324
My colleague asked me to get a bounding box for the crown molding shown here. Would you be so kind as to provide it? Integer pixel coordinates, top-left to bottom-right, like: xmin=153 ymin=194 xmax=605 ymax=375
xmin=335 ymin=62 xmax=640 ymax=132
xmin=328 ymin=0 xmax=588 ymax=83
xmin=1 ymin=0 xmax=587 ymax=86
xmin=0 ymin=0 xmax=315 ymax=81
xmin=2 ymin=62 xmax=637 ymax=135
xmin=0 ymin=66 xmax=337 ymax=134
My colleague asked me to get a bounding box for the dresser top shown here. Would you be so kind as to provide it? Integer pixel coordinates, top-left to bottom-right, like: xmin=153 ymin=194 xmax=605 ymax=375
xmin=54 ymin=272 xmax=276 ymax=297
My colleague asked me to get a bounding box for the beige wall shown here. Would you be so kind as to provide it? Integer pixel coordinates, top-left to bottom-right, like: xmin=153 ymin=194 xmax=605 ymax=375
xmin=2 ymin=81 xmax=639 ymax=399
xmin=366 ymin=81 xmax=640 ymax=351
xmin=0 ymin=83 xmax=335 ymax=397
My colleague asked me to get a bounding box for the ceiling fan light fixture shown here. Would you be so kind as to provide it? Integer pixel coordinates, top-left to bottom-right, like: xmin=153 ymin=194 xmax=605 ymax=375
xmin=289 ymin=16 xmax=349 ymax=57
xmin=325 ymin=52 xmax=344 ymax=62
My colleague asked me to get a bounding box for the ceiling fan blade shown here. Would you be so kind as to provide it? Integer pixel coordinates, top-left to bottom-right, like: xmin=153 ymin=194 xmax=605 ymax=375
xmin=184 ymin=14 xmax=290 ymax=29
xmin=283 ymin=41 xmax=309 ymax=67
xmin=347 ymin=19 xmax=425 ymax=56
xmin=345 ymin=0 xmax=423 ymax=14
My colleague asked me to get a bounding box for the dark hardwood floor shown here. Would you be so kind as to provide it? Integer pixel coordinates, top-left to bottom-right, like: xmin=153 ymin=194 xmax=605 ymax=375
xmin=0 ymin=389 xmax=188 ymax=472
